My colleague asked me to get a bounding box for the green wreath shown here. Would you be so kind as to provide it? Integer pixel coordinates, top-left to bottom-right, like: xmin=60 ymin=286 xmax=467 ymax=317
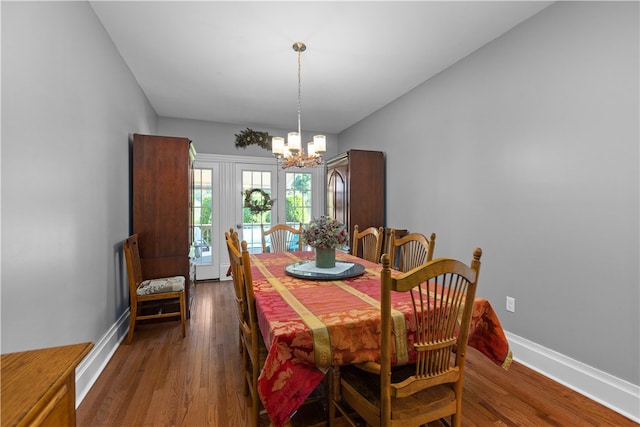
xmin=234 ymin=128 xmax=271 ymax=150
xmin=243 ymin=188 xmax=273 ymax=215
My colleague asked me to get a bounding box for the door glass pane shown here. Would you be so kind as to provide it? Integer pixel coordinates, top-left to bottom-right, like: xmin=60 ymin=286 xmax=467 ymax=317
xmin=193 ymin=168 xmax=212 ymax=265
xmin=284 ymin=171 xmax=311 ymax=250
xmin=285 ymin=172 xmax=312 ymax=225
xmin=242 ymin=170 xmax=271 ymax=253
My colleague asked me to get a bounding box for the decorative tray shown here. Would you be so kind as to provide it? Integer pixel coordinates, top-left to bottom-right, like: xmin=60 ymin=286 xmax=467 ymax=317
xmin=284 ymin=261 xmax=365 ymax=280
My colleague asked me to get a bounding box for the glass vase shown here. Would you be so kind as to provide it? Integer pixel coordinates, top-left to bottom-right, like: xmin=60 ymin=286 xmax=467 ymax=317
xmin=315 ymin=246 xmax=336 ymax=268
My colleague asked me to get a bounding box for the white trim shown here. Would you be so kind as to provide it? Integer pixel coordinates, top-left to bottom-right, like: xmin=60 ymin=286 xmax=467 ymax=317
xmin=196 ymin=153 xmax=274 ymax=165
xmin=75 ymin=310 xmax=130 ymax=408
xmin=506 ymin=331 xmax=640 ymax=423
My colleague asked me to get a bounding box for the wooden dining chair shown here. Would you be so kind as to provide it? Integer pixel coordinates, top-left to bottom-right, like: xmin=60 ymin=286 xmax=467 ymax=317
xmin=261 ymin=223 xmax=303 ymax=253
xmin=330 ymin=248 xmax=483 ymax=427
xmin=123 ymin=234 xmax=186 ymax=344
xmin=351 ymin=225 xmax=384 ymax=263
xmin=388 ymin=230 xmax=436 ymax=272
xmin=225 ymin=228 xmax=244 ymax=355
xmin=229 ymin=234 xmax=330 ymax=426
xmin=227 ymin=236 xmax=268 ymax=427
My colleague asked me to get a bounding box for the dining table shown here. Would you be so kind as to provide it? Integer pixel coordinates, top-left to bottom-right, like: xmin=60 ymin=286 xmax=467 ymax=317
xmin=250 ymin=250 xmax=512 ymax=427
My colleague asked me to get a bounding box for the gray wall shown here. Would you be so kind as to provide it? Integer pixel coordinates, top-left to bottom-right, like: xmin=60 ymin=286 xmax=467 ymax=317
xmin=339 ymin=1 xmax=639 ymax=384
xmin=157 ymin=116 xmax=339 ymax=160
xmin=1 ymin=2 xmax=157 ymax=353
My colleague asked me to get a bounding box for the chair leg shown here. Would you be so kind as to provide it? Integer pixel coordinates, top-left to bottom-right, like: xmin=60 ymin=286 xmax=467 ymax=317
xmin=180 ymin=293 xmax=186 ymax=338
xmin=328 ymin=368 xmax=336 ymax=427
xmin=251 ymin=361 xmax=260 ymax=427
xmin=251 ymin=393 xmax=259 ymax=427
xmin=126 ymin=303 xmax=137 ymax=344
xmin=242 ymin=345 xmax=250 ymax=397
xmin=328 ymin=367 xmax=341 ymax=426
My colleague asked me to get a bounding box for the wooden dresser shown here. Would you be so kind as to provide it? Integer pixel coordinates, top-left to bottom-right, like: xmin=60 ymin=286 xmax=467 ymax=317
xmin=1 ymin=342 xmax=93 ymax=426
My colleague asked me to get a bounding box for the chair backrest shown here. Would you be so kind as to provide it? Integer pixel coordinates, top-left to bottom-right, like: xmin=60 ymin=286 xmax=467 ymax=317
xmin=379 ymin=248 xmax=482 ymax=420
xmin=225 ymin=231 xmax=259 ymax=334
xmin=225 ymin=229 xmax=247 ymax=327
xmin=261 ymin=223 xmax=303 ymax=253
xmin=388 ymin=230 xmax=436 ymax=272
xmin=351 ymin=225 xmax=384 ymax=263
xmin=228 ymin=237 xmax=261 ymax=358
xmin=239 ymin=240 xmax=260 ymax=342
xmin=226 ymin=227 xmax=240 ymax=250
xmin=123 ymin=234 xmax=144 ymax=302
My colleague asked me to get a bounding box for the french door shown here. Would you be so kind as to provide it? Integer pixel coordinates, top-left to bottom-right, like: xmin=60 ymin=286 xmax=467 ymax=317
xmin=235 ymin=163 xmax=325 ymax=253
xmin=193 ymin=153 xmax=324 ymax=280
xmin=192 ymin=164 xmax=219 ymax=280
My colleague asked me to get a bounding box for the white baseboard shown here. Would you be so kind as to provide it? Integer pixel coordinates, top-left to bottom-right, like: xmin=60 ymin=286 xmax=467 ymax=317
xmin=72 ymin=316 xmax=639 ymax=422
xmin=74 ymin=309 xmax=130 ymax=408
xmin=506 ymin=331 xmax=640 ymax=423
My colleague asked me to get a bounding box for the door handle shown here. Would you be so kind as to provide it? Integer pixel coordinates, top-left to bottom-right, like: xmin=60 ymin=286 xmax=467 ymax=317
xmin=236 ymin=224 xmax=243 ymax=229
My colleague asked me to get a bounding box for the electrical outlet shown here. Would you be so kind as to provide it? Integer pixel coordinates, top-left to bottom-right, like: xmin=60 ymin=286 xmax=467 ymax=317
xmin=506 ymin=296 xmax=515 ymax=313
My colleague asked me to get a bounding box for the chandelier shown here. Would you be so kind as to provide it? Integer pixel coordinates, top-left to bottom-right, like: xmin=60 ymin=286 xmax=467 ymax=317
xmin=272 ymin=42 xmax=326 ymax=169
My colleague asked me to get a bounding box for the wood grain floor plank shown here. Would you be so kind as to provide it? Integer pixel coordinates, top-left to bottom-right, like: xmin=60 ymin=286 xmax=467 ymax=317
xmin=77 ymin=281 xmax=635 ymax=427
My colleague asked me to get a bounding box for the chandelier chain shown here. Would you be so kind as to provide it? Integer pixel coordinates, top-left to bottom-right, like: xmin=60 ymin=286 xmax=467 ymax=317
xmin=297 ymin=44 xmax=302 ymax=137
xmin=271 ymin=41 xmax=325 ymax=169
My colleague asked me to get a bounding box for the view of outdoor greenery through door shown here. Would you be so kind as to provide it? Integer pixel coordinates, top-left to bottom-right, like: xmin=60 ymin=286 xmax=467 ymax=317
xmin=191 ymin=166 xmax=313 ymax=271
xmin=243 ymin=170 xmax=312 ymax=253
xmin=193 ymin=168 xmax=212 ymax=265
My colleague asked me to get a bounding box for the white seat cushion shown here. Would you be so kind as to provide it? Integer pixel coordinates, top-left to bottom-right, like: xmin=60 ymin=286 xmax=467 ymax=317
xmin=137 ymin=276 xmax=185 ymax=295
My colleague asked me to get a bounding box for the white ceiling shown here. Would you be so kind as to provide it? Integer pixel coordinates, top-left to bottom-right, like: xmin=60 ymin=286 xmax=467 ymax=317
xmin=90 ymin=1 xmax=552 ymax=134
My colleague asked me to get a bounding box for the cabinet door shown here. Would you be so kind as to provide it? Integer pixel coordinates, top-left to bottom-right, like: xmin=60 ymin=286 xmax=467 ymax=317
xmin=327 ymin=161 xmax=348 ymax=227
xmin=133 ymin=134 xmax=190 ymax=262
xmin=327 ymin=150 xmax=385 ymax=245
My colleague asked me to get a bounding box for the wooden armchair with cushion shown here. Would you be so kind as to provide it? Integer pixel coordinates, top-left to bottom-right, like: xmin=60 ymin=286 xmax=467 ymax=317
xmin=351 ymin=225 xmax=384 ymax=263
xmin=388 ymin=230 xmax=436 ymax=272
xmin=330 ymin=249 xmax=483 ymax=427
xmin=261 ymin=223 xmax=303 ymax=253
xmin=123 ymin=234 xmax=186 ymax=344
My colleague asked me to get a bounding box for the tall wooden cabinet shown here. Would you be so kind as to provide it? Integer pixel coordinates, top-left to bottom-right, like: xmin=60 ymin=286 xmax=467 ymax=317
xmin=326 ymin=150 xmax=385 ymax=248
xmin=132 ymin=133 xmax=196 ymax=316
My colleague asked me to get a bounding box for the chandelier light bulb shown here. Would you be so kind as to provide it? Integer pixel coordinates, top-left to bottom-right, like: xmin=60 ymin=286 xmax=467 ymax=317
xmin=313 ymin=135 xmax=326 ymax=153
xmin=307 ymin=141 xmax=316 ymax=156
xmin=287 ymin=132 xmax=301 ymax=152
xmin=272 ymin=137 xmax=284 ymax=156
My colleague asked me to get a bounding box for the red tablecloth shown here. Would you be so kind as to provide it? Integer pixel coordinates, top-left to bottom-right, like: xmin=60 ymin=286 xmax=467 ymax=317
xmin=250 ymin=251 xmax=512 ymax=427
